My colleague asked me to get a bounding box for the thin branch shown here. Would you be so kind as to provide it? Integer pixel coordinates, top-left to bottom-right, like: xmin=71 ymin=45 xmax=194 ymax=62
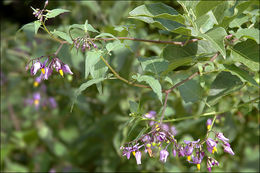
xmin=162 ymin=97 xmax=259 ymax=123
xmin=99 ymin=55 xmax=150 ymax=89
xmin=54 ymin=43 xmax=64 ymax=55
xmin=160 ymin=90 xmax=170 ymax=124
xmin=41 ymin=21 xmax=66 ymax=44
xmin=92 ymin=37 xmax=199 ymax=46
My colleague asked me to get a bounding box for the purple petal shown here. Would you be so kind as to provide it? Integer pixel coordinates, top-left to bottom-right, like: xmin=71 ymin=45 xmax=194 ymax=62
xmin=62 ymin=64 xmax=73 ymax=74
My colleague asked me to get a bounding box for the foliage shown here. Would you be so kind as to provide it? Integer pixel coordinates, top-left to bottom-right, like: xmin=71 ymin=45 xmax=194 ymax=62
xmin=1 ymin=0 xmax=259 ymax=172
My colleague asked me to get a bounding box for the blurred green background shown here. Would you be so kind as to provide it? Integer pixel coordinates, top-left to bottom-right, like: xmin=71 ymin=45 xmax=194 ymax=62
xmin=1 ymin=1 xmax=259 ymax=172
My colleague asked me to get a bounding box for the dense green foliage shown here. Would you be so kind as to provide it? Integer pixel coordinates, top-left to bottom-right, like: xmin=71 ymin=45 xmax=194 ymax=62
xmin=1 ymin=1 xmax=259 ymax=172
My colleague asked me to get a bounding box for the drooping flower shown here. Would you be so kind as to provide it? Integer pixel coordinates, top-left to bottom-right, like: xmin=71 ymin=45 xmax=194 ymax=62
xmin=223 ymin=142 xmax=235 ymax=155
xmin=170 ymin=125 xmax=177 ymax=136
xmin=172 ymin=148 xmax=177 ymax=157
xmin=216 ymin=132 xmax=229 ymax=142
xmin=144 ymin=111 xmax=156 ymax=119
xmin=134 ymin=150 xmax=142 ymax=165
xmin=33 ymin=92 xmax=41 ymax=109
xmin=31 ymin=61 xmax=41 ymax=75
xmin=34 ymin=76 xmax=42 ymax=87
xmin=160 ymin=149 xmax=169 ymax=163
xmin=156 ymin=132 xmax=167 ymax=142
xmin=178 ymin=146 xmax=185 ymax=157
xmin=206 ymin=119 xmax=212 ymax=130
xmin=189 ymin=151 xmax=205 ymax=171
xmin=62 ymin=64 xmax=73 ymax=75
xmin=48 ymin=97 xmax=57 ymax=108
xmin=207 ymin=157 xmax=219 ymax=172
xmin=206 ymin=138 xmax=217 ymax=153
xmin=183 ymin=139 xmax=200 ymax=156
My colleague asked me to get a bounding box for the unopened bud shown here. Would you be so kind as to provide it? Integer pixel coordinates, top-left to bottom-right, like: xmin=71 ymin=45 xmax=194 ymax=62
xmin=44 ymin=0 xmax=48 ymax=8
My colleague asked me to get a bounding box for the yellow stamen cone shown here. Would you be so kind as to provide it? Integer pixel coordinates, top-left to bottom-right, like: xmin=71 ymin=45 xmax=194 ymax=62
xmin=34 ymin=99 xmax=39 ymax=106
xmin=213 ymin=146 xmax=217 ymax=153
xmin=132 ymin=151 xmax=136 ymax=156
xmin=197 ymin=164 xmax=201 ymax=170
xmin=33 ymin=81 xmax=39 ymax=87
xmin=187 ymin=155 xmax=191 ymax=161
xmin=59 ymin=69 xmax=64 ymax=77
xmin=207 ymin=124 xmax=211 ymax=130
xmin=41 ymin=68 xmax=45 ymax=74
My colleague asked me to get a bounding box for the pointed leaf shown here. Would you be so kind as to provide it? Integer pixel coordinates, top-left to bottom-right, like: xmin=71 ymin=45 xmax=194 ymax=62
xmin=34 ymin=20 xmax=41 ymax=35
xmin=195 ymin=1 xmax=224 ymax=18
xmin=207 ymin=71 xmax=243 ymax=105
xmin=85 ymin=50 xmax=103 ymax=79
xmin=51 ymin=30 xmax=73 ymax=44
xmin=132 ymin=74 xmax=162 ymax=103
xmin=138 ymin=56 xmax=169 ymax=75
xmin=200 ymin=27 xmax=227 ymax=58
xmin=46 ymin=9 xmax=70 ymax=18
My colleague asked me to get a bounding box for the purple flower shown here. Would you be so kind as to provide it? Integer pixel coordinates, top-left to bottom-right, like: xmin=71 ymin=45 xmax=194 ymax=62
xmin=172 ymin=148 xmax=176 ymax=157
xmin=142 ymin=135 xmax=151 ymax=143
xmin=178 ymin=146 xmax=185 ymax=157
xmin=160 ymin=149 xmax=169 ymax=163
xmin=33 ymin=92 xmax=41 ymax=109
xmin=223 ymin=142 xmax=235 ymax=155
xmin=216 ymin=132 xmax=229 ymax=142
xmin=144 ymin=111 xmax=156 ymax=119
xmin=34 ymin=76 xmax=42 ymax=87
xmin=62 ymin=64 xmax=73 ymax=75
xmin=170 ymin=125 xmax=177 ymax=136
xmin=40 ymin=59 xmax=48 ymax=75
xmin=156 ymin=132 xmax=166 ymax=142
xmin=183 ymin=139 xmax=200 ymax=156
xmin=206 ymin=138 xmax=217 ymax=153
xmin=207 ymin=157 xmax=219 ymax=172
xmin=161 ymin=123 xmax=169 ymax=131
xmin=206 ymin=119 xmax=212 ymax=130
xmin=134 ymin=151 xmax=142 ymax=165
xmin=49 ymin=97 xmax=57 ymax=108
xmin=31 ymin=61 xmax=41 ymax=75
xmin=43 ymin=67 xmax=52 ymax=80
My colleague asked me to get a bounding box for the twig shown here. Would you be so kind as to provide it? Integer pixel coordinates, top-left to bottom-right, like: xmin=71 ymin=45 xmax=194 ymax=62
xmin=54 ymin=43 xmax=64 ymax=55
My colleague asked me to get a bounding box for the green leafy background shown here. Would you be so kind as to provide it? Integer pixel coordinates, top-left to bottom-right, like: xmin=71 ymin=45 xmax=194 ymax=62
xmin=1 ymin=0 xmax=259 ymax=172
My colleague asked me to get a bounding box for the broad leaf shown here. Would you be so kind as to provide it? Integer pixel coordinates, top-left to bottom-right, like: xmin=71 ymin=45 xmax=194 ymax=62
xmin=129 ymin=101 xmax=139 ymax=113
xmin=84 ymin=20 xmax=99 ymax=33
xmin=129 ymin=3 xmax=185 ymax=24
xmin=231 ymin=39 xmax=259 ymax=72
xmin=224 ymin=64 xmax=259 ymax=87
xmin=51 ymin=30 xmax=73 ymax=44
xmin=195 ymin=11 xmax=218 ymax=33
xmin=200 ymin=27 xmax=227 ymax=58
xmin=233 ymin=28 xmax=259 ymax=44
xmin=46 ymin=9 xmax=70 ymax=19
xmin=207 ymin=71 xmax=243 ymax=105
xmin=178 ymin=78 xmax=203 ymax=103
xmin=138 ymin=56 xmax=168 ymax=76
xmin=132 ymin=74 xmax=162 ymax=103
xmin=85 ymin=50 xmax=103 ymax=79
xmin=106 ymin=40 xmax=125 ymax=53
xmin=95 ymin=33 xmax=119 ymax=40
xmin=34 ymin=21 xmax=41 ymax=35
xmin=195 ymin=1 xmax=224 ymax=18
xmin=161 ymin=40 xmax=216 ymax=74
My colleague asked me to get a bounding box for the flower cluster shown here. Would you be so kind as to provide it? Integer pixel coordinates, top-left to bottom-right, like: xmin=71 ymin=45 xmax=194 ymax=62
xmin=32 ymin=0 xmax=48 ymax=22
xmin=73 ymin=37 xmax=97 ymax=52
xmin=120 ymin=112 xmax=235 ymax=172
xmin=25 ymin=85 xmax=57 ymax=110
xmin=27 ymin=55 xmax=73 ymax=83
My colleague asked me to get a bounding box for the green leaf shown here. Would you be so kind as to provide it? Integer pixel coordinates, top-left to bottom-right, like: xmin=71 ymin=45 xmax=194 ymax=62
xmin=233 ymin=28 xmax=259 ymax=44
xmin=161 ymin=40 xmax=216 ymax=74
xmin=199 ymin=27 xmax=227 ymax=58
xmin=224 ymin=64 xmax=259 ymax=87
xmin=46 ymin=9 xmax=70 ymax=18
xmin=207 ymin=71 xmax=243 ymax=105
xmin=195 ymin=1 xmax=224 ymax=18
xmin=74 ymin=78 xmax=105 ymax=99
xmin=129 ymin=3 xmax=185 ymax=24
xmin=34 ymin=20 xmax=41 ymax=35
xmin=178 ymin=78 xmax=203 ymax=103
xmin=229 ymin=14 xmax=250 ymax=28
xmin=230 ymin=39 xmax=259 ymax=72
xmin=51 ymin=30 xmax=73 ymax=44
xmin=132 ymin=74 xmax=162 ymax=103
xmin=85 ymin=50 xmax=103 ymax=79
xmin=130 ymin=16 xmax=191 ymax=36
xmin=106 ymin=40 xmax=125 ymax=53
xmin=138 ymin=56 xmax=169 ymax=75
xmin=195 ymin=11 xmax=218 ymax=33
xmin=129 ymin=101 xmax=139 ymax=113
xmin=95 ymin=33 xmax=119 ymax=40
xmin=84 ymin=20 xmax=99 ymax=33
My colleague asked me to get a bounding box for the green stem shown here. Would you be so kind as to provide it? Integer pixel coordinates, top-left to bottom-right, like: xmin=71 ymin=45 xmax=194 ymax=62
xmin=99 ymin=55 xmax=150 ymax=89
